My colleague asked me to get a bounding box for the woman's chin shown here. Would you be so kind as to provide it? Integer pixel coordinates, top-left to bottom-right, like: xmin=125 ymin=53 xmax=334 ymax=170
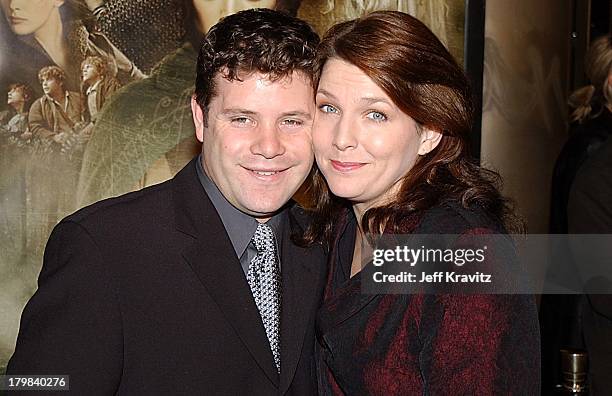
xmin=327 ymin=186 xmax=362 ymax=202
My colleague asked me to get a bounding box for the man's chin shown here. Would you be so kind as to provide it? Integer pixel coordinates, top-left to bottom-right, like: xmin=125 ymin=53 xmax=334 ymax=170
xmin=240 ymin=197 xmax=294 ymax=218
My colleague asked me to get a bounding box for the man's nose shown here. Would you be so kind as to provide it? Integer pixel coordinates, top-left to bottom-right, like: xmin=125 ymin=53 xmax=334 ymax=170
xmin=251 ymin=126 xmax=285 ymax=159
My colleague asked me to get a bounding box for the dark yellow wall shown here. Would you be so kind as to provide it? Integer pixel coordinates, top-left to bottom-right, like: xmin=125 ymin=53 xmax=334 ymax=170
xmin=482 ymin=0 xmax=571 ymax=232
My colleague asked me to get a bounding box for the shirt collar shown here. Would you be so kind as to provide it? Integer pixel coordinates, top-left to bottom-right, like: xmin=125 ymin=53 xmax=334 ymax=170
xmin=44 ymin=91 xmax=70 ymax=108
xmin=86 ymin=79 xmax=102 ymax=95
xmin=195 ymin=155 xmax=286 ymax=258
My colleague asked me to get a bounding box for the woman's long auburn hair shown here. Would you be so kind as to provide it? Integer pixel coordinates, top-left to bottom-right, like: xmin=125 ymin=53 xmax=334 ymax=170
xmin=302 ymin=11 xmax=522 ymax=246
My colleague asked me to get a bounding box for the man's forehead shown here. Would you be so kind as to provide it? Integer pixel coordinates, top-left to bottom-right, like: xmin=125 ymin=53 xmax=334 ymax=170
xmin=214 ymin=69 xmax=311 ymax=88
xmin=208 ymin=70 xmax=315 ymax=117
xmin=209 ymin=70 xmax=313 ymax=107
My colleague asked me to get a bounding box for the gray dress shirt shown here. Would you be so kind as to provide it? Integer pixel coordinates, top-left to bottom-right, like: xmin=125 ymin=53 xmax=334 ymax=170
xmin=195 ymin=155 xmax=285 ymax=275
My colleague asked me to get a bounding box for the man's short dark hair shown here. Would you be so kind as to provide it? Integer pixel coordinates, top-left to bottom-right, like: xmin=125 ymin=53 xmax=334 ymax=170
xmin=194 ymin=8 xmax=319 ymax=110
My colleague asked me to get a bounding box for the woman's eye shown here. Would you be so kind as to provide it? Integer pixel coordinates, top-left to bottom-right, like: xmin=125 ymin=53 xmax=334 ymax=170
xmin=366 ymin=111 xmax=387 ymax=122
xmin=318 ymin=104 xmax=338 ymax=114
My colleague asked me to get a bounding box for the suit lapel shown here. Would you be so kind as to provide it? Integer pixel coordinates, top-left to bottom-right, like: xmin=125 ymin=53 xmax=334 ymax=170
xmin=278 ymin=211 xmax=324 ymax=395
xmin=172 ymin=160 xmax=279 ymax=387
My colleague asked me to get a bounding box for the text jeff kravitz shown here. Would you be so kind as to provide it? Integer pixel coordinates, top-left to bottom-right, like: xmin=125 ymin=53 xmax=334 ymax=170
xmin=372 ymin=271 xmax=492 ymax=283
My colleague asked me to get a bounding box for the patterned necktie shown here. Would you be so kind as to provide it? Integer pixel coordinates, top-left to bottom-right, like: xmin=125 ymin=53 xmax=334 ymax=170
xmin=247 ymin=222 xmax=281 ymax=372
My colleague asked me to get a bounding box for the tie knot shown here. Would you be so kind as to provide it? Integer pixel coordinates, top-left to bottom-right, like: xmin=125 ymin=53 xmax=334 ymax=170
xmin=252 ymin=222 xmax=275 ymax=253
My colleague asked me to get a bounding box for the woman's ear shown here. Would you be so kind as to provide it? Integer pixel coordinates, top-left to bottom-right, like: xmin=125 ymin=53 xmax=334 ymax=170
xmin=418 ymin=128 xmax=443 ymax=155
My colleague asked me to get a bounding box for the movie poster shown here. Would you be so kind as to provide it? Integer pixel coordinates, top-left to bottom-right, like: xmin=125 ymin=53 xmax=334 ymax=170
xmin=0 ymin=0 xmax=464 ymax=372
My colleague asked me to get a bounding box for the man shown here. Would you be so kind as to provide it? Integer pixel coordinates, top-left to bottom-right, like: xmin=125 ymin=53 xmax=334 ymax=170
xmin=27 ymin=67 xmax=84 ymax=224
xmin=8 ymin=9 xmax=325 ymax=395
xmin=1 ymin=83 xmax=30 ymax=138
xmin=81 ymin=56 xmax=120 ymax=125
xmin=28 ymin=66 xmax=83 ymax=151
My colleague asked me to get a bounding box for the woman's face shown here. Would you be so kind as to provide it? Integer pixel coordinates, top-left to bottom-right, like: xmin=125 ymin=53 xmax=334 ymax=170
xmin=1 ymin=0 xmax=63 ymax=36
xmin=313 ymin=58 xmax=440 ymax=211
xmin=192 ymin=0 xmax=276 ymax=33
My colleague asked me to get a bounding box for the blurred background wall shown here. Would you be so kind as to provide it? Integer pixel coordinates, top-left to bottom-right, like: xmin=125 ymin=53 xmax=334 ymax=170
xmin=481 ymin=0 xmax=572 ymax=233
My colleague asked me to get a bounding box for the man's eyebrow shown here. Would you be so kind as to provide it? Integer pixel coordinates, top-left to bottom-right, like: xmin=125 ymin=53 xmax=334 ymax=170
xmin=281 ymin=111 xmax=313 ymax=120
xmin=221 ymin=108 xmax=313 ymax=120
xmin=220 ymin=108 xmax=258 ymax=116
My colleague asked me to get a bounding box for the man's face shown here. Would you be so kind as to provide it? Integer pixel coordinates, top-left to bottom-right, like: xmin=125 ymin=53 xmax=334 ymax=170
xmin=191 ymin=71 xmax=315 ymax=221
xmin=7 ymin=86 xmax=25 ymax=105
xmin=41 ymin=76 xmax=62 ymax=96
xmin=192 ymin=0 xmax=276 ymax=33
xmin=82 ymin=63 xmax=101 ymax=84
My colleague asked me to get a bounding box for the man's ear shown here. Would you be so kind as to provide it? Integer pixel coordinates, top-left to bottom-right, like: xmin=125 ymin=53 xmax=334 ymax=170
xmin=418 ymin=127 xmax=443 ymax=155
xmin=191 ymin=96 xmax=205 ymax=143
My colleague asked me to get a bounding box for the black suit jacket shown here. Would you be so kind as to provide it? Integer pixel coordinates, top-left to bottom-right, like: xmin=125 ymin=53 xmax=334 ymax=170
xmin=8 ymin=159 xmax=327 ymax=395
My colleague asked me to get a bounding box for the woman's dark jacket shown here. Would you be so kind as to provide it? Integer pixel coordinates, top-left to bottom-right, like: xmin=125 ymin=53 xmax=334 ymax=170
xmin=316 ymin=201 xmax=540 ymax=395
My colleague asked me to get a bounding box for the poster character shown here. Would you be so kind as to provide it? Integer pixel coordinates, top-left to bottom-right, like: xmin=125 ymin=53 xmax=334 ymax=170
xmin=29 ymin=65 xmax=82 ymax=152
xmin=80 ymin=55 xmax=120 ymax=132
xmin=2 ymin=83 xmax=31 ymax=139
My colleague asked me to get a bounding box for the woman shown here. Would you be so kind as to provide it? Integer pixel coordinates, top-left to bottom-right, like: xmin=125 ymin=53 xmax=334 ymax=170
xmin=306 ymin=11 xmax=540 ymax=394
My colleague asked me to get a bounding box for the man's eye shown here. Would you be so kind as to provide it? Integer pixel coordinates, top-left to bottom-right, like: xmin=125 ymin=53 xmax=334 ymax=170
xmin=318 ymin=104 xmax=338 ymax=114
xmin=366 ymin=111 xmax=387 ymax=122
xmin=231 ymin=117 xmax=252 ymax=125
xmin=281 ymin=119 xmax=303 ymax=127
